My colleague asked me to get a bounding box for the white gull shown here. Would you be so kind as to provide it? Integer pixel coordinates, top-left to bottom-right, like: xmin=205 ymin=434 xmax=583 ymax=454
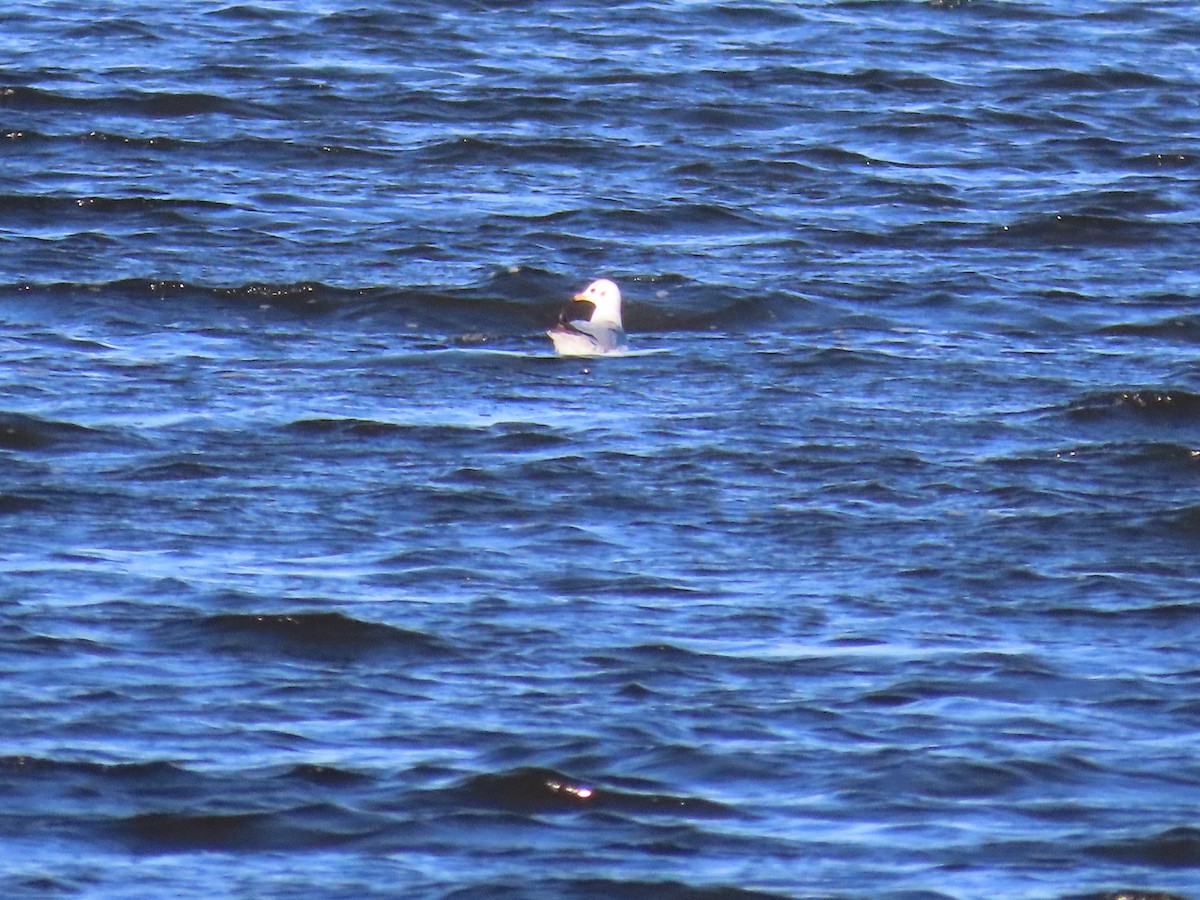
xmin=547 ymin=278 xmax=629 ymax=357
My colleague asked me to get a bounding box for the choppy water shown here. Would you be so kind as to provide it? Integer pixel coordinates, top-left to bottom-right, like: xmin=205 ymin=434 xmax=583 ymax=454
xmin=3 ymin=2 xmax=1200 ymax=898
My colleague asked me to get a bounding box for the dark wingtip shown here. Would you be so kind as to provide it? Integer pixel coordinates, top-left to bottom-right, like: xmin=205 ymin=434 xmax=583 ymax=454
xmin=558 ymin=298 xmax=596 ymax=326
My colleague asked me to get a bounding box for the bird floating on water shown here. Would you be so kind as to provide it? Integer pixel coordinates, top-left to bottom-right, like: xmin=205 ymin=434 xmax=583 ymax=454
xmin=547 ymin=278 xmax=628 ymax=357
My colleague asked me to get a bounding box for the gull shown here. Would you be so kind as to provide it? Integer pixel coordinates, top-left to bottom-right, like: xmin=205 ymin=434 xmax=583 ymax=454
xmin=547 ymin=278 xmax=628 ymax=357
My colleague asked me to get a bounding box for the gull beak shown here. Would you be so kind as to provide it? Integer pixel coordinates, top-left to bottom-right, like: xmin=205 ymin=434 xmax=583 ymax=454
xmin=572 ymin=292 xmax=588 ymax=302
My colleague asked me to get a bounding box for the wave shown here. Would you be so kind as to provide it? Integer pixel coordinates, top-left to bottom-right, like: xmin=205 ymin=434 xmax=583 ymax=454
xmin=446 ymin=766 xmax=735 ymax=818
xmin=1057 ymin=441 xmax=1200 ymax=472
xmin=2 ymin=126 xmax=397 ymax=165
xmin=0 ymin=193 xmax=234 ymax=229
xmin=0 ymin=411 xmax=113 ymax=452
xmin=1000 ymin=66 xmax=1175 ymax=93
xmin=283 ymin=418 xmax=571 ymax=455
xmin=1087 ymin=825 xmax=1200 ymax=868
xmin=119 ymin=459 xmax=229 ymax=482
xmin=442 ymin=880 xmax=795 ymax=900
xmin=993 ymin=211 xmax=1181 ymax=248
xmin=2 ymin=270 xmax=794 ymax=334
xmin=413 ymin=134 xmax=608 ymax=166
xmin=3 ymin=278 xmax=389 ymax=322
xmin=1124 ymin=151 xmax=1198 ymax=172
xmin=1044 ymin=601 xmax=1200 ymax=625
xmin=1099 ymin=318 xmax=1200 ymax=341
xmin=1156 ymin=506 xmax=1200 ymax=543
xmin=114 ymin=804 xmax=367 ymax=853
xmin=204 ymin=3 xmax=308 ymax=24
xmin=283 ymin=417 xmax=423 ymax=439
xmin=0 ymin=84 xmax=256 ymax=117
xmin=0 ymin=493 xmax=47 ymax=515
xmin=0 ymin=755 xmax=189 ymax=782
xmin=1065 ymin=390 xmax=1200 ymax=424
xmin=160 ymin=611 xmax=454 ymax=661
xmin=286 ymin=762 xmax=374 ymax=786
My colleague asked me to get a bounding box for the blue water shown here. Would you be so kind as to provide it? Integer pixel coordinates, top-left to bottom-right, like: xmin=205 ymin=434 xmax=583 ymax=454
xmin=2 ymin=2 xmax=1200 ymax=898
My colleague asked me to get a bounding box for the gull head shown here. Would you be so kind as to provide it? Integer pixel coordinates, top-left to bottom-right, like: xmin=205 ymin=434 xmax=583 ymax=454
xmin=573 ymin=278 xmax=623 ymax=327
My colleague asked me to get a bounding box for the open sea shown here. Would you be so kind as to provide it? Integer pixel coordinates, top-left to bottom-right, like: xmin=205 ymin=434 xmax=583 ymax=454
xmin=3 ymin=2 xmax=1200 ymax=898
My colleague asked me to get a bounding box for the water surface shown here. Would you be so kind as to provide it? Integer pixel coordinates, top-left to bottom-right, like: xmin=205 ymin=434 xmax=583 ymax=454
xmin=2 ymin=2 xmax=1200 ymax=898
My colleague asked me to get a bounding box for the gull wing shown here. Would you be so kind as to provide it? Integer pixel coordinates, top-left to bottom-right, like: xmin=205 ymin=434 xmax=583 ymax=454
xmin=549 ymin=319 xmax=628 ymax=356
